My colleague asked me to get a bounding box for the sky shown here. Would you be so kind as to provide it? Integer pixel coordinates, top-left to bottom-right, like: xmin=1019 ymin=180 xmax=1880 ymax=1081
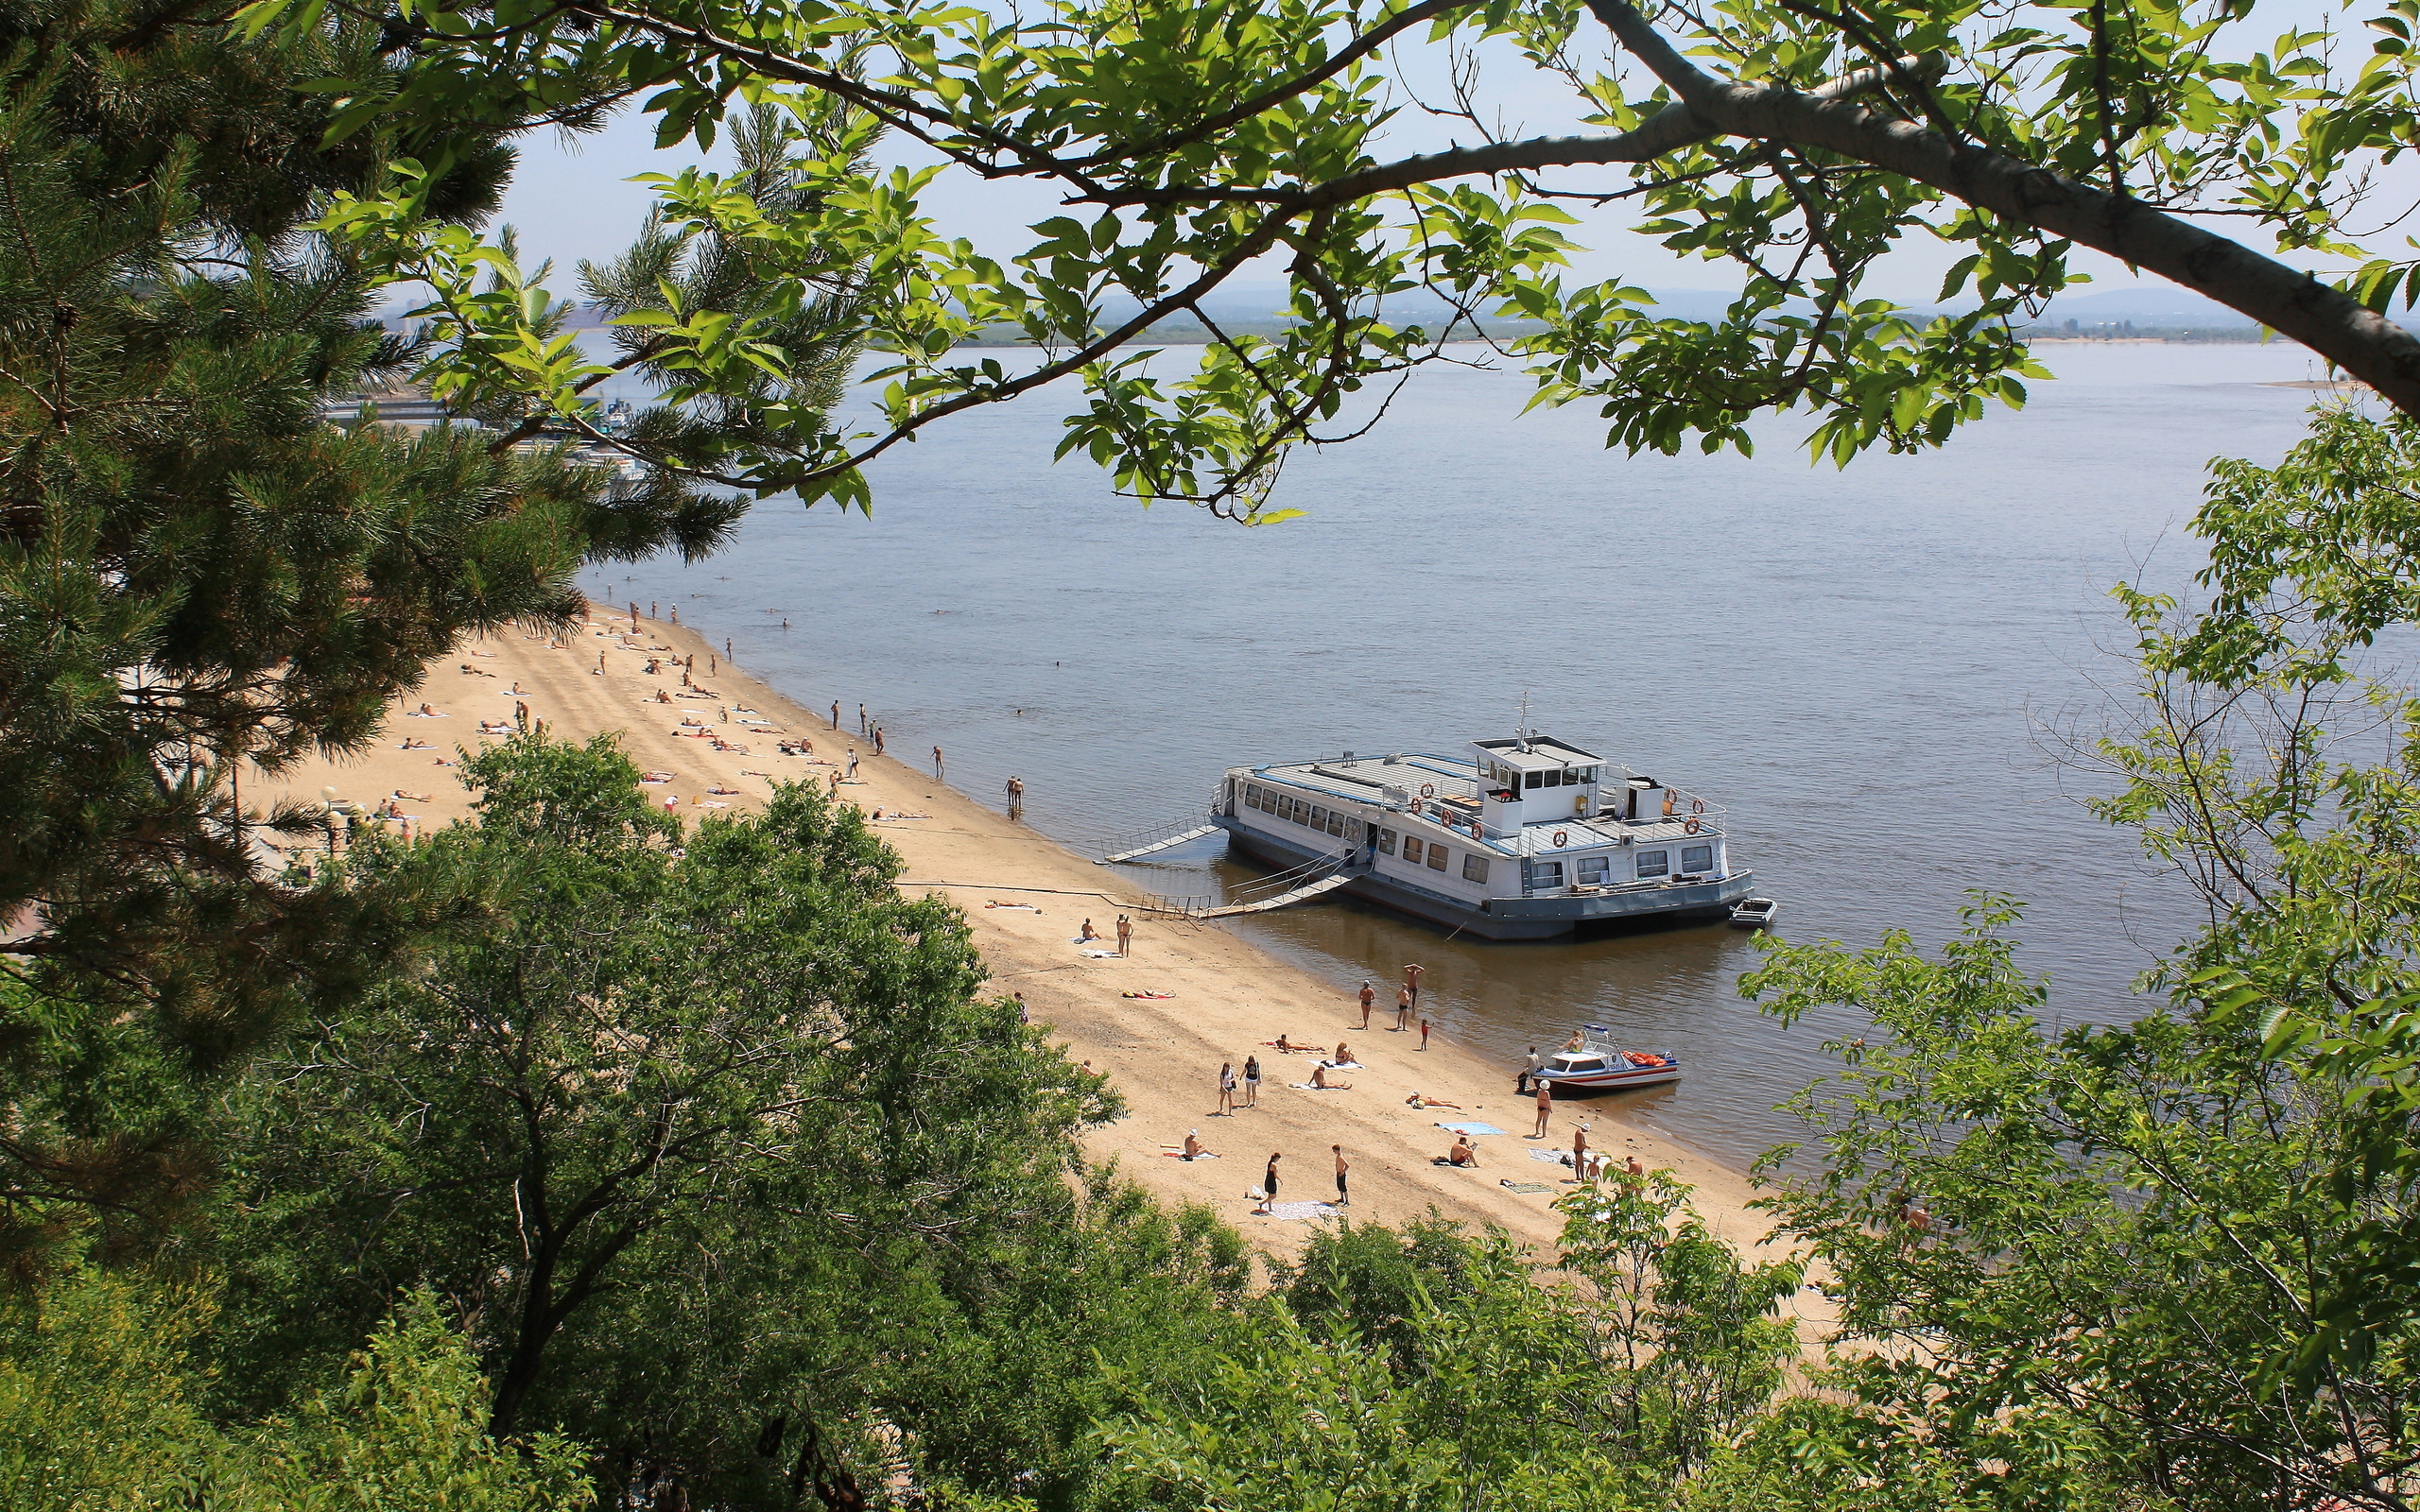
xmin=489 ymin=3 xmax=2391 ymax=313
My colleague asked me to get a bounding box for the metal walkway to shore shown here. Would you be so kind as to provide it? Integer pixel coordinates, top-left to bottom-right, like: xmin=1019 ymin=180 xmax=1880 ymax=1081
xmin=1195 ymin=868 xmax=1360 ymax=917
xmin=1098 ymin=824 xmax=1221 ymax=864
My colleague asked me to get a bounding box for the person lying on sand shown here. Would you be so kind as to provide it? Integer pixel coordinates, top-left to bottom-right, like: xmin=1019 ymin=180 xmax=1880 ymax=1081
xmin=984 ymin=901 xmax=1042 ymax=911
xmin=1309 ymin=1064 xmax=1352 ymax=1090
xmin=392 ymin=790 xmax=434 ymax=803
xmin=708 ymin=785 xmax=740 ymax=796
xmin=1272 ymin=1034 xmax=1320 ymax=1053
xmin=397 ymin=738 xmax=431 ymax=750
xmin=1406 ymin=1091 xmax=1463 ymax=1109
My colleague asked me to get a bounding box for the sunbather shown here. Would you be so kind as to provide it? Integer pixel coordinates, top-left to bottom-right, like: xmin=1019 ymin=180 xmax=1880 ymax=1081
xmin=1309 ymin=1064 xmax=1352 ymax=1090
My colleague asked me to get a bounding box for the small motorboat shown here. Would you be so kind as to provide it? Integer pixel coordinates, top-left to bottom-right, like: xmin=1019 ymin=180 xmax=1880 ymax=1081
xmin=1729 ymin=897 xmax=1778 ymax=929
xmin=1536 ymin=1025 xmax=1682 ymax=1091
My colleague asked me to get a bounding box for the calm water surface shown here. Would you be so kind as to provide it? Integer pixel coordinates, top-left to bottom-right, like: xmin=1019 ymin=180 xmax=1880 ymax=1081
xmin=586 ymin=341 xmax=2343 ymax=1167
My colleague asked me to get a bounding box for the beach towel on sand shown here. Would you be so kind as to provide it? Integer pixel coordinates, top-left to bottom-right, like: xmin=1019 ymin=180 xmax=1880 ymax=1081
xmin=1122 ymin=991 xmax=1174 ymax=1000
xmin=1257 ymin=1201 xmax=1340 ymax=1222
xmin=1317 ymin=1059 xmax=1364 ymax=1071
xmin=1529 ymin=1148 xmax=1572 ymax=1164
xmin=1288 ymin=1083 xmax=1351 ymax=1091
xmin=1499 ymin=1181 xmax=1553 ymax=1194
xmin=1436 ymin=1121 xmax=1507 ymax=1137
xmin=1081 ymin=949 xmax=1119 ymax=959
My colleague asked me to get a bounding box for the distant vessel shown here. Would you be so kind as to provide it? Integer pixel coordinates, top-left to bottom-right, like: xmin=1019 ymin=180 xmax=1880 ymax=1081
xmin=1537 ymin=1025 xmax=1684 ymax=1091
xmin=1209 ymin=730 xmax=1755 ymax=940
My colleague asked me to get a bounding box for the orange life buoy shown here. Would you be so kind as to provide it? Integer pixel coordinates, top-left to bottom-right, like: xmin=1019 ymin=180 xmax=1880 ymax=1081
xmin=1420 ymin=782 xmax=1434 ymax=798
xmin=1691 ymin=798 xmax=1705 ymax=815
xmin=1685 ymin=818 xmax=1702 ymax=834
xmin=1552 ymin=830 xmax=1567 ymax=847
xmin=1624 ymin=1052 xmax=1667 ymax=1067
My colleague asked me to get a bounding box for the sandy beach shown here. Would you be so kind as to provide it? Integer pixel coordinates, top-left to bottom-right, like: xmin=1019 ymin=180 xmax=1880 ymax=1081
xmin=248 ymin=610 xmax=1797 ymax=1281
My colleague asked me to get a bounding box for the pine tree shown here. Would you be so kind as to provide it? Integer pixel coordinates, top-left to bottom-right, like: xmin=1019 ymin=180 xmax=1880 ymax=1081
xmin=0 ymin=1 xmax=734 ymax=1267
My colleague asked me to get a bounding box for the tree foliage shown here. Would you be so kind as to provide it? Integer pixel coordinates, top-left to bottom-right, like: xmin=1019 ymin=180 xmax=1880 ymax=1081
xmin=240 ymin=0 xmax=2420 ymax=522
xmin=0 ymin=0 xmax=742 ymax=1265
xmin=0 ymin=1265 xmax=589 ymax=1512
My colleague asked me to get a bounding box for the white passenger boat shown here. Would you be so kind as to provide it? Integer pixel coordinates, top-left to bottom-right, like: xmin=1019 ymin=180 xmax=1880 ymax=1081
xmin=1210 ymin=730 xmax=1755 ymax=940
xmin=1536 ymin=1026 xmax=1683 ymax=1091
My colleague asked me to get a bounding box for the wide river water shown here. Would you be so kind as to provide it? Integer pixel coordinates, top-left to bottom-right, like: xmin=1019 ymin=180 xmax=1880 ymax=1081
xmin=586 ymin=339 xmax=2350 ymax=1168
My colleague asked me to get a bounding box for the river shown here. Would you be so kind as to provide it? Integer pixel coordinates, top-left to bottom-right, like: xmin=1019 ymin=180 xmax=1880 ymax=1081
xmin=584 ymin=338 xmax=2350 ymax=1167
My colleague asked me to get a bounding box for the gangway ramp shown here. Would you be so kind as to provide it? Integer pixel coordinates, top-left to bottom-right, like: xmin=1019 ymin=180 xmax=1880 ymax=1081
xmin=1098 ymin=824 xmax=1221 ymax=865
xmin=1197 ymin=869 xmax=1360 ymax=918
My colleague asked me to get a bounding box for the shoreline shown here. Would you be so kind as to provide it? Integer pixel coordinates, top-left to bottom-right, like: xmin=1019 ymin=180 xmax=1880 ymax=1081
xmin=249 ymin=611 xmax=1797 ymax=1279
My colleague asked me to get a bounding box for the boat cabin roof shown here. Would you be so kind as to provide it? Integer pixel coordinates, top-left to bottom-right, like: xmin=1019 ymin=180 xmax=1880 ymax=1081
xmin=1471 ymin=735 xmax=1600 ymax=772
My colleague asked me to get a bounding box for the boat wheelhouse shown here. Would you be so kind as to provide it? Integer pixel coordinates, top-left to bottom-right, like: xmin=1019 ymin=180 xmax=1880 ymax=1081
xmin=1211 ymin=732 xmax=1755 ymax=940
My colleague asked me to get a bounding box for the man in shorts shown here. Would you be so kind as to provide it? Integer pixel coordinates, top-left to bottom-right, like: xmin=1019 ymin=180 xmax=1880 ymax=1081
xmin=1333 ymin=1145 xmax=1350 ymax=1207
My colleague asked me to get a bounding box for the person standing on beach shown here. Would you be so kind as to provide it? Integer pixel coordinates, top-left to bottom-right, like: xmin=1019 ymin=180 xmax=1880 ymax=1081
xmin=1419 ymin=1018 xmax=1432 ymax=1051
xmin=858 ymin=703 xmax=866 ymax=733
xmin=1115 ymin=914 xmax=1132 ymax=956
xmin=650 ymin=601 xmax=658 ymax=619
xmin=831 ymin=701 xmax=840 ymax=730
xmin=1218 ymin=1062 xmax=1236 ymax=1116
xmin=933 ymin=746 xmax=944 ymax=780
xmin=1241 ymin=1055 xmax=1260 ymax=1107
xmin=1517 ymin=1045 xmax=1543 ymax=1095
xmin=669 ymin=607 xmax=678 ymax=625
xmin=1006 ymin=775 xmax=1024 ymax=815
xmin=1357 ymin=981 xmax=1374 ymax=1029
xmin=1531 ymin=1078 xmax=1553 ymax=1138
xmin=845 ymin=748 xmax=859 ymax=780
xmin=1394 ymin=985 xmax=1412 ymax=1031
xmin=1257 ymin=1151 xmax=1281 ymax=1213
xmin=1403 ymin=962 xmax=1426 ymax=1009
xmin=630 ymin=602 xmax=639 ymax=628
xmin=1332 ymin=1145 xmax=1349 ymax=1207
xmin=1571 ymin=1123 xmax=1590 ymax=1181
xmin=725 ymin=637 xmax=732 ymax=658
xmin=874 ymin=725 xmax=886 ymax=756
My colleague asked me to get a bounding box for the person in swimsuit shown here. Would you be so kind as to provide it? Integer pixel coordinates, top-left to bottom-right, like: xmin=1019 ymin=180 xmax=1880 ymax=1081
xmin=1257 ymin=1152 xmax=1281 ymax=1213
xmin=1333 ymin=1145 xmax=1349 ymax=1206
xmin=1183 ymin=1130 xmax=1208 ymax=1160
xmin=1532 ymin=1078 xmax=1554 ymax=1138
xmin=1394 ymin=985 xmax=1413 ymax=1030
xmin=1309 ymin=1064 xmax=1352 ymax=1090
xmin=1445 ymin=1135 xmax=1478 ymax=1167
xmin=1357 ymin=981 xmax=1375 ymax=1029
xmin=1241 ymin=1056 xmax=1261 ymax=1108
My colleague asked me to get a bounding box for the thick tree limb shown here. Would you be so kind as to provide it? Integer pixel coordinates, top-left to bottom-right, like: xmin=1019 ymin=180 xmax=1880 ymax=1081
xmin=1289 ymin=51 xmax=1938 ymax=208
xmin=1583 ymin=0 xmax=2420 ymax=416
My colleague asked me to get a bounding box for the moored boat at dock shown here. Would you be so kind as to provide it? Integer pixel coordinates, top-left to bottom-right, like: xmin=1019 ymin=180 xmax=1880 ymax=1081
xmin=1204 ymin=729 xmax=1756 ymax=940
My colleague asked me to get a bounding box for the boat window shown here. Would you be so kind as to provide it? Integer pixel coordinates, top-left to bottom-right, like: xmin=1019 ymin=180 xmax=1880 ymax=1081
xmin=1523 ymin=770 xmax=1543 ymax=790
xmin=1577 ymin=855 xmax=1609 ymax=885
xmin=1402 ymin=836 xmax=1423 ymax=865
xmin=1426 ymin=844 xmax=1449 ymax=871
xmin=1636 ymin=850 xmax=1669 ymax=878
xmin=1532 ymin=860 xmax=1564 ymax=889
xmin=1309 ymin=804 xmax=1326 ymax=831
xmin=1378 ymin=828 xmax=1396 ymax=854
xmin=1329 ymin=812 xmax=1347 ymax=837
xmin=1461 ymin=853 xmax=1489 ymax=883
xmin=1682 ymin=844 xmax=1713 ymax=872
xmin=1567 ymin=1057 xmax=1606 ymax=1073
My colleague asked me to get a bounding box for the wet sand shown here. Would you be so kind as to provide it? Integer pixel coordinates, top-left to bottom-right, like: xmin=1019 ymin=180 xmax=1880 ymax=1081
xmin=248 ymin=614 xmax=1794 ymax=1277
